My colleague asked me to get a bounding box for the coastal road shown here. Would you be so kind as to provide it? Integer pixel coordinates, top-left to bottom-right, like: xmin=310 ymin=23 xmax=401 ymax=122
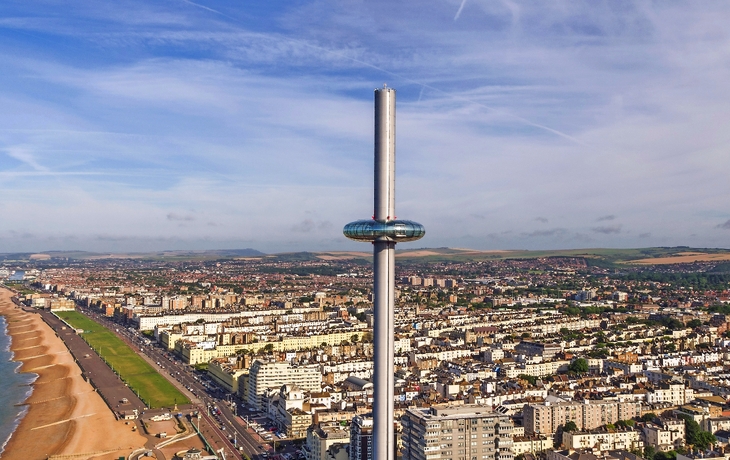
xmin=78 ymin=307 xmax=270 ymax=460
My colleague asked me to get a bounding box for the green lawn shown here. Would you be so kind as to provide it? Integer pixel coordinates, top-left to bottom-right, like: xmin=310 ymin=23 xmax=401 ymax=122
xmin=56 ymin=311 xmax=189 ymax=409
xmin=4 ymin=283 xmax=36 ymax=295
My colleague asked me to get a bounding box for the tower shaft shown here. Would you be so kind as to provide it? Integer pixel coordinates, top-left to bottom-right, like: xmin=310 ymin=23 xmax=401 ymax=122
xmin=374 ymin=88 xmax=396 ymax=222
xmin=373 ymin=240 xmax=395 ymax=460
xmin=373 ymin=87 xmax=396 ymax=460
xmin=343 ymin=86 xmax=424 ymax=460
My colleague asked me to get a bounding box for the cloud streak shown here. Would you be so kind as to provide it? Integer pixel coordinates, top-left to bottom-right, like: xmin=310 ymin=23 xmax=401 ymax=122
xmin=454 ymin=0 xmax=468 ymax=21
xmin=167 ymin=213 xmax=195 ymax=222
xmin=591 ymin=225 xmax=622 ymax=235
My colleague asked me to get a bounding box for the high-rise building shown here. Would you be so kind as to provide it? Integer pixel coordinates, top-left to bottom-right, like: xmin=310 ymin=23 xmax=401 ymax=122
xmin=350 ymin=415 xmax=374 ymax=460
xmin=401 ymin=405 xmax=514 ymax=460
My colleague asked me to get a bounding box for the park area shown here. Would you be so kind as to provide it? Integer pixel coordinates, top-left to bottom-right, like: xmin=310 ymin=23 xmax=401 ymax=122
xmin=56 ymin=310 xmax=189 ymax=409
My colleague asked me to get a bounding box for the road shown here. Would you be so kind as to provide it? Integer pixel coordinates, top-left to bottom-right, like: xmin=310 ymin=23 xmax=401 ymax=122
xmin=77 ymin=306 xmax=271 ymax=460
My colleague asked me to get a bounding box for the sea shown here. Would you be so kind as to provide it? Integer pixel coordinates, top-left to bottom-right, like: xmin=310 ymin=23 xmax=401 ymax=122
xmin=0 ymin=315 xmax=37 ymax=456
xmin=7 ymin=271 xmax=24 ymax=281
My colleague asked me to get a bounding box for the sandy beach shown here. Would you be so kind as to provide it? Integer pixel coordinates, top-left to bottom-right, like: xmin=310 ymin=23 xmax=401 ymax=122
xmin=0 ymin=287 xmax=146 ymax=459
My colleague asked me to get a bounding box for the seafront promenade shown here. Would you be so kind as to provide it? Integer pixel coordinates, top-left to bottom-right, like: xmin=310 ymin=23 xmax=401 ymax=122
xmin=0 ymin=287 xmax=146 ymax=459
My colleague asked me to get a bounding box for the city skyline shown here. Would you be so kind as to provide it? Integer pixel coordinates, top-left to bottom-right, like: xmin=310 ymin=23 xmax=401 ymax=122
xmin=2 ymin=1 xmax=730 ymax=253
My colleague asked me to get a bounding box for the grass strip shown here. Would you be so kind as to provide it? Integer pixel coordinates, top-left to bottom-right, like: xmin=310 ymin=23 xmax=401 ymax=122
xmin=56 ymin=310 xmax=189 ymax=409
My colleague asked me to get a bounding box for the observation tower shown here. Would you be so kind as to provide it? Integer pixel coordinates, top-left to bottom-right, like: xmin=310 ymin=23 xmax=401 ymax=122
xmin=343 ymin=86 xmax=425 ymax=460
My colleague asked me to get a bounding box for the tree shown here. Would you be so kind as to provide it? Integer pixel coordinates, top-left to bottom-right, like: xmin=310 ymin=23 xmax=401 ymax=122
xmin=563 ymin=421 xmax=578 ymax=432
xmin=569 ymin=358 xmax=589 ymax=374
xmin=641 ymin=413 xmax=657 ymax=423
xmin=680 ymin=414 xmax=701 ymax=445
xmin=518 ymin=374 xmax=538 ymax=386
xmin=643 ymin=445 xmax=656 ymax=460
xmin=693 ymin=430 xmax=716 ymax=450
xmin=654 ymin=451 xmax=676 ymax=460
xmin=351 ymin=334 xmax=359 ymax=343
xmin=362 ymin=332 xmax=373 ymax=343
xmin=677 ymin=414 xmax=715 ymax=449
xmin=687 ymin=319 xmax=702 ymax=328
xmin=263 ymin=343 xmax=274 ymax=353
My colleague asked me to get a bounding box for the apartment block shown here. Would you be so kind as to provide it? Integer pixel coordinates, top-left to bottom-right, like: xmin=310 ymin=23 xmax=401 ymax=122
xmin=401 ymin=404 xmax=514 ymax=460
xmin=524 ymin=401 xmax=641 ymax=435
xmin=247 ymin=359 xmax=322 ymax=409
xmin=350 ymin=415 xmax=373 ymax=460
xmin=307 ymin=424 xmax=350 ymax=460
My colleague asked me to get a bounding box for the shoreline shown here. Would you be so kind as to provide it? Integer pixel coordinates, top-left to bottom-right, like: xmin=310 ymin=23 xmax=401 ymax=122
xmin=0 ymin=287 xmax=146 ymax=459
xmin=0 ymin=315 xmax=37 ymax=457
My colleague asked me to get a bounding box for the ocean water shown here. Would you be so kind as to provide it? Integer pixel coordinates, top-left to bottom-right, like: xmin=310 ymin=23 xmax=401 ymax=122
xmin=7 ymin=271 xmax=24 ymax=281
xmin=0 ymin=315 xmax=37 ymax=456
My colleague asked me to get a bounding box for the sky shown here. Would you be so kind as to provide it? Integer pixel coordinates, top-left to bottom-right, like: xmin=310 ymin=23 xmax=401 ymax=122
xmin=1 ymin=0 xmax=730 ymax=254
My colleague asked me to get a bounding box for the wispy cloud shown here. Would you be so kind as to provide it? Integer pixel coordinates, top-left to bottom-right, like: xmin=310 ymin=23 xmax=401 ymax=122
xmin=596 ymin=215 xmax=616 ymax=222
xmin=524 ymin=228 xmax=567 ymax=238
xmin=4 ymin=147 xmax=48 ymax=171
xmin=591 ymin=225 xmax=622 ymax=235
xmin=167 ymin=213 xmax=195 ymax=222
xmin=717 ymin=220 xmax=730 ymax=230
xmin=291 ymin=219 xmax=332 ymax=233
xmin=454 ymin=0 xmax=468 ymax=21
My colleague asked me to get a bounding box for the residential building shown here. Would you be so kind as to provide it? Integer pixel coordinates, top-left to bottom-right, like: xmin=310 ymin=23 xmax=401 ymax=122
xmin=247 ymin=360 xmax=322 ymax=409
xmin=511 ymin=436 xmax=553 ymax=455
xmin=562 ymin=429 xmax=643 ymax=452
xmin=523 ymin=401 xmax=641 ymax=435
xmin=350 ymin=415 xmax=373 ymax=460
xmin=514 ymin=342 xmax=562 ymax=359
xmin=307 ymin=424 xmax=350 ymax=460
xmin=642 ymin=419 xmax=685 ymax=452
xmin=401 ymin=404 xmax=514 ymax=460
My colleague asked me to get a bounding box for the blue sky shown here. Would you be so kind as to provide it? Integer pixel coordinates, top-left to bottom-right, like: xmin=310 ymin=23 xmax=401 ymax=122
xmin=1 ymin=0 xmax=730 ymax=253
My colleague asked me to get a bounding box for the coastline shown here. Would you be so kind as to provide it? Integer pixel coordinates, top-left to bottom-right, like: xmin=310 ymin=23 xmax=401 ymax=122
xmin=0 ymin=315 xmax=37 ymax=457
xmin=0 ymin=287 xmax=146 ymax=459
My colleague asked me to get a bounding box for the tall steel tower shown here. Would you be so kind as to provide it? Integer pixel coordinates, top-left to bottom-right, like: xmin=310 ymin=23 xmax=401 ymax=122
xmin=343 ymin=86 xmax=425 ymax=460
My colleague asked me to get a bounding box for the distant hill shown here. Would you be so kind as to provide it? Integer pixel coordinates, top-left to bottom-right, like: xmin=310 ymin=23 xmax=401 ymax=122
xmin=312 ymin=247 xmax=730 ymax=266
xmin=0 ymin=248 xmax=265 ymax=262
xmin=2 ymin=246 xmax=730 ymax=265
xmin=399 ymin=247 xmax=730 ymax=265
